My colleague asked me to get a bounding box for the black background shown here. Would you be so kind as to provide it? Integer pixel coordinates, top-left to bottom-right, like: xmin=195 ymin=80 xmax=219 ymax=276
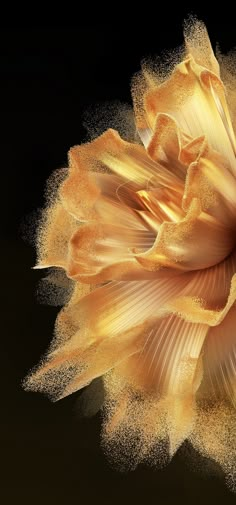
xmin=3 ymin=7 xmax=236 ymax=505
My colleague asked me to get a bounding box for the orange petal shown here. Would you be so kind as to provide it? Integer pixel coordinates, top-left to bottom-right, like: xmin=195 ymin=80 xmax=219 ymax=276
xmin=180 ymin=248 xmax=236 ymax=310
xmin=34 ymin=201 xmax=78 ymax=269
xmin=200 ymin=304 xmax=236 ymax=406
xmin=60 ymin=129 xmax=184 ymax=223
xmin=184 ymin=17 xmax=220 ymax=75
xmin=182 ymin=140 xmax=236 ymax=227
xmin=114 ymin=314 xmax=208 ymax=454
xmin=130 ymin=249 xmax=236 ymax=328
xmin=147 ymin=113 xmax=186 ymax=182
xmin=66 ymin=221 xmax=156 ymax=282
xmin=121 ymin=314 xmax=207 ymax=395
xmin=61 ymin=165 xmax=146 ymax=229
xmin=135 ymin=197 xmax=235 ymax=271
xmin=135 ymin=136 xmax=236 ymax=274
xmin=24 ymin=272 xmax=193 ymax=398
xmin=164 ymin=258 xmax=236 ymax=327
xmin=144 ymin=57 xmax=236 ymax=174
xmin=147 ymin=114 xmax=236 ymax=227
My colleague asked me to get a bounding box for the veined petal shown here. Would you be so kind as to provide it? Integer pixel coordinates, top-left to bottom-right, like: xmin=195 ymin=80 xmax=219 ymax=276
xmin=182 ymin=139 xmax=236 ymax=227
xmin=147 ymin=113 xmax=186 ymax=182
xmin=200 ymin=305 xmax=236 ymax=406
xmin=114 ymin=314 xmax=208 ymax=454
xmin=135 ymin=135 xmax=236 ymax=273
xmin=131 ymin=249 xmax=236 ymax=329
xmin=147 ymin=114 xmax=236 ymax=228
xmin=180 ymin=248 xmax=236 ymax=310
xmin=60 ymin=129 xmax=184 ymax=223
xmin=24 ymin=272 xmax=193 ymax=398
xmin=143 ymin=57 xmax=236 ymax=175
xmin=134 ymin=197 xmax=234 ymax=272
xmin=60 ymin=162 xmax=144 ymax=229
xmin=123 ymin=315 xmax=207 ymax=395
xmin=164 ymin=259 xmax=236 ymax=328
xmin=67 ymin=222 xmax=156 ymax=282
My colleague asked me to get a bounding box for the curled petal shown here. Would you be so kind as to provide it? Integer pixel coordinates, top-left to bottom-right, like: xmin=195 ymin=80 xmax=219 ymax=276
xmin=143 ymin=57 xmax=236 ymax=174
xmin=183 ymin=17 xmax=220 ymax=75
xmin=67 ymin=222 xmax=156 ymax=282
xmin=182 ymin=140 xmax=236 ymax=227
xmin=60 ymin=129 xmax=184 ymax=220
xmin=61 ymin=166 xmax=145 ymax=229
xmin=25 ymin=16 xmax=236 ymax=478
xmin=134 ymin=198 xmax=234 ymax=271
xmin=135 ymin=136 xmax=236 ymax=273
xmin=147 ymin=113 xmax=186 ymax=181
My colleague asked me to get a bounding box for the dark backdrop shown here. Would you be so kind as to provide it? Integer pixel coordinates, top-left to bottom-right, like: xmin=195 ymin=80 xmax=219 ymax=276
xmin=2 ymin=9 xmax=236 ymax=505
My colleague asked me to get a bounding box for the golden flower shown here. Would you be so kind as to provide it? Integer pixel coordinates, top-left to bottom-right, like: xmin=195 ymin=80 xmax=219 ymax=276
xmin=25 ymin=19 xmax=236 ymax=484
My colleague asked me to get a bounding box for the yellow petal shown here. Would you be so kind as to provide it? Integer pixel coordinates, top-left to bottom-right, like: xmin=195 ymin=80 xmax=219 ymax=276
xmin=66 ymin=222 xmax=155 ymax=282
xmin=201 ymin=305 xmax=236 ymax=406
xmin=24 ymin=270 xmax=194 ymax=399
xmin=147 ymin=113 xmax=186 ymax=182
xmin=61 ymin=128 xmax=184 ymax=218
xmin=135 ymin=199 xmax=234 ymax=272
xmin=34 ymin=201 xmax=78 ymax=269
xmin=135 ymin=137 xmax=236 ymax=273
xmin=143 ymin=57 xmax=236 ymax=174
xmin=184 ymin=17 xmax=220 ymax=75
xmin=112 ymin=315 xmax=208 ymax=455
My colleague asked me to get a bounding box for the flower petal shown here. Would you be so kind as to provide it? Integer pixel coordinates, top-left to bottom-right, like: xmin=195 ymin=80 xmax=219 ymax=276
xmin=147 ymin=113 xmax=186 ymax=182
xmin=164 ymin=258 xmax=236 ymax=327
xmin=184 ymin=17 xmax=220 ymax=75
xmin=113 ymin=314 xmax=208 ymax=454
xmin=60 ymin=129 xmax=184 ymax=223
xmin=135 ymin=198 xmax=234 ymax=272
xmin=67 ymin=221 xmax=156 ymax=282
xmin=180 ymin=248 xmax=236 ymax=311
xmin=24 ymin=272 xmax=193 ymax=399
xmin=135 ymin=134 xmax=236 ymax=273
xmin=123 ymin=315 xmax=207 ymax=395
xmin=143 ymin=57 xmax=236 ymax=174
xmin=34 ymin=201 xmax=78 ymax=269
xmin=200 ymin=305 xmax=236 ymax=406
xmin=129 ymin=249 xmax=236 ymax=330
xmin=182 ymin=140 xmax=236 ymax=226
